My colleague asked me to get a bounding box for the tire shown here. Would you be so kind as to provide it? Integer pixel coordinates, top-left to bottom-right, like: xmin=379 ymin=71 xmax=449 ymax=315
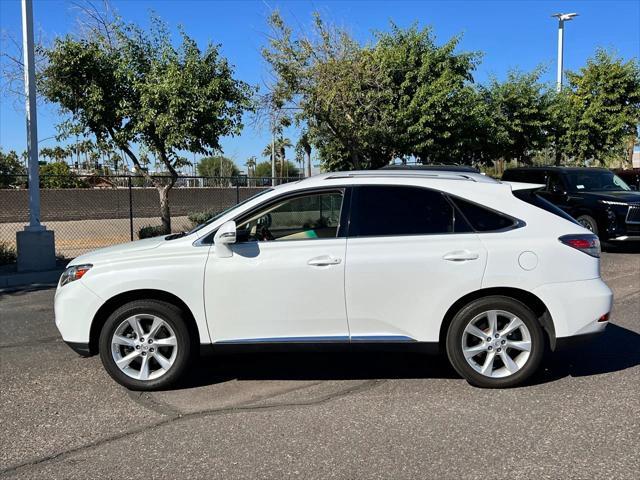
xmin=446 ymin=296 xmax=545 ymax=388
xmin=576 ymin=214 xmax=598 ymax=235
xmin=99 ymin=299 xmax=192 ymax=391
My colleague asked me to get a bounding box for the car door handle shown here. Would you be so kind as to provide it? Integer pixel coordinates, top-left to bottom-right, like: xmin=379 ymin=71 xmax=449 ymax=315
xmin=307 ymin=256 xmax=342 ymax=267
xmin=442 ymin=250 xmax=480 ymax=262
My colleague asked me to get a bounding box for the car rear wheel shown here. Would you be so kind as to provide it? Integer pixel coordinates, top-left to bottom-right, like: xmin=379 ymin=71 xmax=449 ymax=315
xmin=99 ymin=300 xmax=192 ymax=391
xmin=446 ymin=296 xmax=545 ymax=388
xmin=576 ymin=214 xmax=598 ymax=235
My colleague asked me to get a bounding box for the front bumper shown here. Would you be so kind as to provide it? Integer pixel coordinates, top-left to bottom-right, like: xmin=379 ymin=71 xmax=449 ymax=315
xmin=54 ymin=280 xmax=104 ymax=345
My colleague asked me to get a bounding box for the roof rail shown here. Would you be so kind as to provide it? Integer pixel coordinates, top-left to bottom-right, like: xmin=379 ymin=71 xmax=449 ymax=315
xmin=323 ymin=170 xmax=498 ymax=184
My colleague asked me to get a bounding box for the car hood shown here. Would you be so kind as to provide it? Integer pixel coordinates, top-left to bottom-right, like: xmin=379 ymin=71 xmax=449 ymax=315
xmin=69 ymin=235 xmax=167 ymax=266
xmin=578 ymin=191 xmax=640 ymax=203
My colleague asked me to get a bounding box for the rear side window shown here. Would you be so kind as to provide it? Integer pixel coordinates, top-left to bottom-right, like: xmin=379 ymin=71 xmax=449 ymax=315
xmin=349 ymin=186 xmax=472 ymax=237
xmin=513 ymin=189 xmax=578 ymax=224
xmin=450 ymin=197 xmax=517 ymax=232
xmin=502 ymin=170 xmax=546 ymax=184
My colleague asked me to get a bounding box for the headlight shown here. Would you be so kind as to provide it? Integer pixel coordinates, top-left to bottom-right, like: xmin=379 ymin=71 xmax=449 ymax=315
xmin=598 ymin=200 xmax=628 ymax=206
xmin=59 ymin=264 xmax=92 ymax=287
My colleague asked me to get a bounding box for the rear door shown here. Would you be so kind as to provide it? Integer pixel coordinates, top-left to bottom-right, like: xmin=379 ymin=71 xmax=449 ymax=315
xmin=344 ymin=185 xmax=488 ymax=343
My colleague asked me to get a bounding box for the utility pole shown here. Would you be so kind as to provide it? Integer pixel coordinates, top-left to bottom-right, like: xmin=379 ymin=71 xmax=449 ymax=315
xmin=17 ymin=0 xmax=56 ymax=272
xmin=552 ymin=13 xmax=578 ymax=92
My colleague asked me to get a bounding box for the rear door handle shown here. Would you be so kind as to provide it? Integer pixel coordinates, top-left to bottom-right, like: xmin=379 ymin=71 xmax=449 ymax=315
xmin=443 ymin=250 xmax=479 ymax=262
xmin=307 ymin=255 xmax=342 ymax=267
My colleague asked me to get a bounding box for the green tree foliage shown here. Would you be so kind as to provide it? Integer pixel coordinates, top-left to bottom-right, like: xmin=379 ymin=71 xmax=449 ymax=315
xmin=40 ymin=161 xmax=84 ymax=188
xmin=263 ymin=13 xmax=483 ymax=170
xmin=41 ymin=15 xmax=254 ymax=233
xmin=0 ymin=149 xmax=26 ymax=188
xmin=197 ymin=156 xmax=240 ymax=178
xmin=254 ymin=160 xmax=299 ymax=178
xmin=295 ymin=129 xmax=312 ymax=177
xmin=562 ymin=49 xmax=640 ymax=165
xmin=480 ymin=69 xmax=554 ymax=164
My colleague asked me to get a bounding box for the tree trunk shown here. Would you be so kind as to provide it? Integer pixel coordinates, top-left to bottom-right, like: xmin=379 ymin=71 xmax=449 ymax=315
xmin=158 ymin=184 xmax=171 ymax=234
xmin=305 ymin=149 xmax=312 ymax=177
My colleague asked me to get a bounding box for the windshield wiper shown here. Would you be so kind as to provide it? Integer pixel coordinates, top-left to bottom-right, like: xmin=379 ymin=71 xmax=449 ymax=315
xmin=165 ymin=231 xmax=187 ymax=240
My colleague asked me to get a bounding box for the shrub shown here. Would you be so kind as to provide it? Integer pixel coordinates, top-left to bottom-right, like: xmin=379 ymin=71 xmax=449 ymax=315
xmin=0 ymin=242 xmax=17 ymax=265
xmin=138 ymin=225 xmax=167 ymax=239
xmin=188 ymin=210 xmax=221 ymax=228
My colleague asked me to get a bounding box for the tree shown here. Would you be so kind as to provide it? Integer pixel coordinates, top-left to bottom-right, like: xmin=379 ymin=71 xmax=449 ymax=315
xmin=479 ymin=70 xmax=553 ymax=168
xmin=40 ymin=161 xmax=83 ymax=188
xmin=0 ymin=149 xmax=26 ymax=188
xmin=562 ymin=49 xmax=640 ymax=165
xmin=295 ymin=129 xmax=312 ymax=177
xmin=254 ymin=160 xmax=299 ymax=178
xmin=245 ymin=156 xmax=257 ymax=176
xmin=41 ymin=15 xmax=253 ymax=233
xmin=262 ymin=136 xmax=293 ymax=177
xmin=197 ymin=156 xmax=240 ymax=178
xmin=39 ymin=145 xmax=69 ymax=163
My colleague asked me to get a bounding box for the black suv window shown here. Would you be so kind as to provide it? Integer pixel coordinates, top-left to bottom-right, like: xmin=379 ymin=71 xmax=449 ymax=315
xmin=450 ymin=197 xmax=517 ymax=232
xmin=349 ymin=186 xmax=471 ymax=237
xmin=502 ymin=170 xmax=547 ymax=184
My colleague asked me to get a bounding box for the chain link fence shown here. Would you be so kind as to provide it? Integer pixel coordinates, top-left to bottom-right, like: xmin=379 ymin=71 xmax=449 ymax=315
xmin=0 ymin=175 xmax=299 ymax=260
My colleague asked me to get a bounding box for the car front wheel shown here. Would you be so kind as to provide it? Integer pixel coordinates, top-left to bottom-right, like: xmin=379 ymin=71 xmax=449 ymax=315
xmin=446 ymin=296 xmax=545 ymax=388
xmin=99 ymin=300 xmax=192 ymax=391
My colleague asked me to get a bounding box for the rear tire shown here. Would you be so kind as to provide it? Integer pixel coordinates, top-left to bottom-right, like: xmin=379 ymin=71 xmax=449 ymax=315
xmin=446 ymin=296 xmax=545 ymax=388
xmin=99 ymin=300 xmax=192 ymax=391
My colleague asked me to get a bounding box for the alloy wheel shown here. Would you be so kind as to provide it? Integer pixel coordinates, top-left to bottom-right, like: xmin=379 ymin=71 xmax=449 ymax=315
xmin=111 ymin=314 xmax=178 ymax=381
xmin=461 ymin=310 xmax=532 ymax=378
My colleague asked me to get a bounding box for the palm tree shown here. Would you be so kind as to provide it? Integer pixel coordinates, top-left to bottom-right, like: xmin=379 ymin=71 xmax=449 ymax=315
xmin=245 ymin=156 xmax=257 ymax=185
xmin=262 ymin=137 xmax=292 ymax=180
xmin=296 ymin=130 xmax=312 ymax=177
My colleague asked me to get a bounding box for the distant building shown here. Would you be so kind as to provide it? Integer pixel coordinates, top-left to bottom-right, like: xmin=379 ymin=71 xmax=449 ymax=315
xmin=633 ymin=149 xmax=640 ymax=168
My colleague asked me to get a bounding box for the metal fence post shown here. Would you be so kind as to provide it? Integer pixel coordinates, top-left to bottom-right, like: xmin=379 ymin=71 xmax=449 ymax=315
xmin=128 ymin=176 xmax=134 ymax=241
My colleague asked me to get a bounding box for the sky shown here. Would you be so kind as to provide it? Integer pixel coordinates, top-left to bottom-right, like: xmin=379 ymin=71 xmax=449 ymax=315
xmin=1 ymin=0 xmax=639 ymax=173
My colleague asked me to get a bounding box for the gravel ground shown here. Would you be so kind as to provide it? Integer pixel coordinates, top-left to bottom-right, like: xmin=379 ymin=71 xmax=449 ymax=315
xmin=0 ymin=250 xmax=638 ymax=479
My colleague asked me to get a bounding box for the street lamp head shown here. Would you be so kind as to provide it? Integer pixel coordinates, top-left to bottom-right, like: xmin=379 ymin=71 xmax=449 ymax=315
xmin=552 ymin=12 xmax=578 ymax=21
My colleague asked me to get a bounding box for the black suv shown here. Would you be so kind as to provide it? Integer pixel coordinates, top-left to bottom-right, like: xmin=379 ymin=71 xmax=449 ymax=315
xmin=502 ymin=167 xmax=640 ymax=241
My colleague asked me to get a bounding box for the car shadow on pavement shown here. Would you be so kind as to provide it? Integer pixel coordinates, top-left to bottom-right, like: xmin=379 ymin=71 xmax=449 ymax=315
xmin=533 ymin=323 xmax=640 ymax=384
xmin=179 ymin=349 xmax=459 ymax=389
xmin=178 ymin=323 xmax=639 ymax=389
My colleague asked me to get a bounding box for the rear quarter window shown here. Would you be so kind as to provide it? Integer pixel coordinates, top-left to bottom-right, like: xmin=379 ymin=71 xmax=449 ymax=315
xmin=450 ymin=197 xmax=518 ymax=232
xmin=512 ymin=189 xmax=579 ymax=224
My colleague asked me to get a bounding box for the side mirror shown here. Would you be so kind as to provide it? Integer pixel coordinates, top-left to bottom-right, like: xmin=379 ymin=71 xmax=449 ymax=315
xmin=213 ymin=220 xmax=236 ymax=258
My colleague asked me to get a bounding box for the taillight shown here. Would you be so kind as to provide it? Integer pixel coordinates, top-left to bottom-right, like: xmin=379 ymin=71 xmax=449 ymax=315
xmin=559 ymin=234 xmax=600 ymax=258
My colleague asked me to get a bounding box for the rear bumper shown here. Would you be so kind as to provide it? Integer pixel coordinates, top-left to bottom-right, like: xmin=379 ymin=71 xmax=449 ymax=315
xmin=533 ymin=277 xmax=612 ymax=340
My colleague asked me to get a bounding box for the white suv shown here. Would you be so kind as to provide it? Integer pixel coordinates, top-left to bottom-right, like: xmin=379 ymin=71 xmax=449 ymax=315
xmin=54 ymin=170 xmax=613 ymax=390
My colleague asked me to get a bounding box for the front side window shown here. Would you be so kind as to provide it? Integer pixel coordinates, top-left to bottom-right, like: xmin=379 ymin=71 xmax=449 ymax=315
xmin=349 ymin=186 xmax=471 ymax=237
xmin=237 ymin=191 xmax=343 ymax=242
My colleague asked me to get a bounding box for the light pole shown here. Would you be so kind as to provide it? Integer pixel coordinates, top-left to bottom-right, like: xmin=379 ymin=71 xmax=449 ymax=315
xmin=17 ymin=0 xmax=56 ymax=272
xmin=552 ymin=13 xmax=578 ymax=92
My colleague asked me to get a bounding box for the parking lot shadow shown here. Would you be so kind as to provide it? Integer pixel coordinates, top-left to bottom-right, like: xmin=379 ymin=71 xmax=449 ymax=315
xmin=602 ymin=241 xmax=640 ymax=253
xmin=535 ymin=323 xmax=640 ymax=383
xmin=180 ymin=349 xmax=459 ymax=389
xmin=178 ymin=323 xmax=639 ymax=389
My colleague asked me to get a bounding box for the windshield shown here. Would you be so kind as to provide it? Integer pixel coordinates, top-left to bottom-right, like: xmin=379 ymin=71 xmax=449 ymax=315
xmin=565 ymin=171 xmax=631 ymax=192
xmin=186 ymin=188 xmax=273 ymax=235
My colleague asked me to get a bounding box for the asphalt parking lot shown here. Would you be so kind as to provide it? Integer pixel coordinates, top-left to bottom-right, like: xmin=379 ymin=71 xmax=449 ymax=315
xmin=1 ymin=250 xmax=638 ymax=479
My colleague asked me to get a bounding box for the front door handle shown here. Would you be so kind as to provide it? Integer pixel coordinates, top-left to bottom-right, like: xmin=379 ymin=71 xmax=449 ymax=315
xmin=307 ymin=255 xmax=342 ymax=267
xmin=443 ymin=250 xmax=479 ymax=262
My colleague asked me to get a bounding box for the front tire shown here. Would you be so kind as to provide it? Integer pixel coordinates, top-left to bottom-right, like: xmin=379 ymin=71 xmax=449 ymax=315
xmin=99 ymin=300 xmax=192 ymax=391
xmin=576 ymin=214 xmax=598 ymax=235
xmin=446 ymin=296 xmax=545 ymax=388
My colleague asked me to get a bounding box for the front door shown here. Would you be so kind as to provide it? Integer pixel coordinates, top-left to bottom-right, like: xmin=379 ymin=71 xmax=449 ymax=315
xmin=204 ymin=189 xmax=349 ymax=343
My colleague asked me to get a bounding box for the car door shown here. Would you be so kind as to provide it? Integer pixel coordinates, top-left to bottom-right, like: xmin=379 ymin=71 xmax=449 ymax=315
xmin=204 ymin=188 xmax=350 ymax=343
xmin=344 ymin=185 xmax=488 ymax=343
